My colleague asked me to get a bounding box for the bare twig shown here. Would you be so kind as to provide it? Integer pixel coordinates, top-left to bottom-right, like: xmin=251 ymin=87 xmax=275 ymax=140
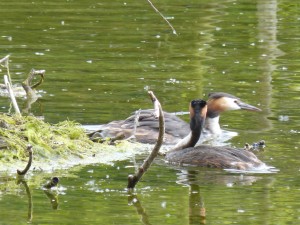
xmin=146 ymin=0 xmax=177 ymax=35
xmin=0 ymin=55 xmax=10 ymax=65
xmin=127 ymin=91 xmax=165 ymax=189
xmin=132 ymin=109 xmax=141 ymax=136
xmin=151 ymin=96 xmax=160 ymax=118
xmin=22 ymin=69 xmax=45 ymax=114
xmin=126 ymin=109 xmax=141 ymax=141
xmin=17 ymin=145 xmax=33 ymax=175
xmin=4 ymin=75 xmax=21 ymax=115
xmin=0 ymin=55 xmax=11 ymax=83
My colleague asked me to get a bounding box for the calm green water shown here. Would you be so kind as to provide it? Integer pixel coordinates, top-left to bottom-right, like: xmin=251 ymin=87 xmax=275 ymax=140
xmin=1 ymin=0 xmax=300 ymax=224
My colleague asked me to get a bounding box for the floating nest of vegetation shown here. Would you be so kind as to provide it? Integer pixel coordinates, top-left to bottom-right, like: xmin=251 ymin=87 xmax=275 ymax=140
xmin=0 ymin=113 xmax=94 ymax=163
xmin=0 ymin=112 xmax=154 ymax=174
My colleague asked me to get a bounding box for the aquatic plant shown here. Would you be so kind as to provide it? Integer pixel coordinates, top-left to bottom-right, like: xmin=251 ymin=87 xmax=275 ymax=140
xmin=0 ymin=113 xmax=93 ymax=163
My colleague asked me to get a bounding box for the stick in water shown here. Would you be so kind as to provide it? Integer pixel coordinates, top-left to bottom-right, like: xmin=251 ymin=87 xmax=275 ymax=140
xmin=4 ymin=75 xmax=21 ymax=115
xmin=17 ymin=145 xmax=33 ymax=176
xmin=146 ymin=0 xmax=177 ymax=35
xmin=132 ymin=109 xmax=141 ymax=136
xmin=0 ymin=55 xmax=12 ymax=83
xmin=127 ymin=91 xmax=165 ymax=189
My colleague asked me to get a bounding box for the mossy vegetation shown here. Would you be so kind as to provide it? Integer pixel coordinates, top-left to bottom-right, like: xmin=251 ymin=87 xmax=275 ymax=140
xmin=0 ymin=113 xmax=94 ymax=163
xmin=0 ymin=112 xmax=154 ymax=175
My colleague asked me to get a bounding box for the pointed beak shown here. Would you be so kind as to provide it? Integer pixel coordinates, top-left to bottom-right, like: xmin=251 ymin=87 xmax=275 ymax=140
xmin=236 ymin=101 xmax=262 ymax=112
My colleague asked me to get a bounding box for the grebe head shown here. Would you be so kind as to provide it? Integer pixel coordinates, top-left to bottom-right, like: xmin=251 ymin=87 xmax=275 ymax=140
xmin=171 ymin=99 xmax=207 ymax=151
xmin=188 ymin=99 xmax=207 ymax=147
xmin=189 ymin=99 xmax=207 ymax=131
xmin=207 ymin=92 xmax=261 ymax=118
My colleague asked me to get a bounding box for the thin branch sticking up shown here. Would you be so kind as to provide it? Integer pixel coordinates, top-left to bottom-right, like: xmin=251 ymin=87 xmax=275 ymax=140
xmin=127 ymin=91 xmax=165 ymax=189
xmin=17 ymin=145 xmax=33 ymax=176
xmin=0 ymin=55 xmax=10 ymax=65
xmin=126 ymin=109 xmax=141 ymax=141
xmin=0 ymin=55 xmax=11 ymax=83
xmin=146 ymin=0 xmax=177 ymax=35
xmin=4 ymin=75 xmax=21 ymax=115
xmin=132 ymin=109 xmax=141 ymax=136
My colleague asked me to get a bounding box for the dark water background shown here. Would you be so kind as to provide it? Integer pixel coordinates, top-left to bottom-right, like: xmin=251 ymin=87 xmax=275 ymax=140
xmin=0 ymin=0 xmax=299 ymax=224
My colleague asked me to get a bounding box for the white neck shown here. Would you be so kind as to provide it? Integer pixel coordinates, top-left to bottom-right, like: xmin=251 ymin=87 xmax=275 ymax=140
xmin=171 ymin=132 xmax=192 ymax=151
xmin=205 ymin=116 xmax=222 ymax=135
xmin=171 ymin=116 xmax=222 ymax=151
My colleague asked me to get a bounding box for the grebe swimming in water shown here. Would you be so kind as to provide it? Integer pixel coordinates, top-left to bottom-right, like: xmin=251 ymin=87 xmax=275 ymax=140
xmin=175 ymin=92 xmax=262 ymax=147
xmin=165 ymin=99 xmax=265 ymax=170
xmin=97 ymin=92 xmax=261 ymax=145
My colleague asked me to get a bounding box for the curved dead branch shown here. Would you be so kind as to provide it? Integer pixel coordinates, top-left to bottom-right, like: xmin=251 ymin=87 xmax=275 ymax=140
xmin=127 ymin=91 xmax=165 ymax=189
xmin=17 ymin=145 xmax=33 ymax=176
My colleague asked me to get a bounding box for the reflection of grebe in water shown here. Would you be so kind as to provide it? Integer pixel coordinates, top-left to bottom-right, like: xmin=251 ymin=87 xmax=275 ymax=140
xmin=165 ymin=99 xmax=265 ymax=170
xmin=98 ymin=92 xmax=261 ymax=145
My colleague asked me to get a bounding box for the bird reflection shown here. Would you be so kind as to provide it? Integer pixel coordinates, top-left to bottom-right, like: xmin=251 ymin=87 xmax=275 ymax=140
xmin=178 ymin=169 xmax=261 ymax=225
xmin=188 ymin=183 xmax=206 ymax=225
xmin=44 ymin=189 xmax=59 ymax=210
xmin=176 ymin=168 xmax=261 ymax=187
xmin=128 ymin=168 xmax=261 ymax=225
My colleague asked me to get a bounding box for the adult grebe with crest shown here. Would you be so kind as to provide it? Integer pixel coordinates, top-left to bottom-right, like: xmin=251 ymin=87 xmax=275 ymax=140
xmin=165 ymin=99 xmax=265 ymax=170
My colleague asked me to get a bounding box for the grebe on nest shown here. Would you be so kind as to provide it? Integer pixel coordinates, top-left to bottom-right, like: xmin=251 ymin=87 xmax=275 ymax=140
xmin=98 ymin=92 xmax=261 ymax=145
xmin=165 ymin=99 xmax=265 ymax=170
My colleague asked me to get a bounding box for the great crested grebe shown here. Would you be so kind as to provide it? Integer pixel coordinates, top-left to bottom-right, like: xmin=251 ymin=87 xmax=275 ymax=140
xmin=97 ymin=92 xmax=261 ymax=145
xmin=165 ymin=99 xmax=265 ymax=170
xmin=177 ymin=92 xmax=261 ymax=146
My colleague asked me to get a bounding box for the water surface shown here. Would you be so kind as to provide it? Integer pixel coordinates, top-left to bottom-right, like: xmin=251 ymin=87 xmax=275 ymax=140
xmin=0 ymin=0 xmax=300 ymax=224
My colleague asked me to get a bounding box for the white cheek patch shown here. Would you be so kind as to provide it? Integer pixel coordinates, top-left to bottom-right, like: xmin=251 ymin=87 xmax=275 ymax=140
xmin=223 ymin=97 xmax=241 ymax=111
